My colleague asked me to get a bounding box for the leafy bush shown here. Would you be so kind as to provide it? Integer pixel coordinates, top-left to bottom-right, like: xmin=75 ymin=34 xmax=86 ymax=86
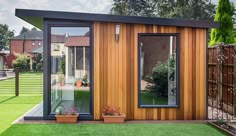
xmin=12 ymin=54 xmax=30 ymax=70
xmin=32 ymin=61 xmax=37 ymax=70
xmin=145 ymin=62 xmax=168 ymax=97
xmin=60 ymin=58 xmax=65 ymax=74
xmin=145 ymin=57 xmax=176 ymax=97
xmin=36 ymin=63 xmax=43 ymax=71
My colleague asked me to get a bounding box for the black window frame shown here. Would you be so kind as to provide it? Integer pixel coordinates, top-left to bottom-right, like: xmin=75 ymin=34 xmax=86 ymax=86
xmin=43 ymin=19 xmax=94 ymax=120
xmin=138 ymin=33 xmax=180 ymax=108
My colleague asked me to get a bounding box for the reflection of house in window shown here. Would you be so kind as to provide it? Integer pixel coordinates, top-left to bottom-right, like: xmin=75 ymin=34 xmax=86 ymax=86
xmin=64 ymin=36 xmax=90 ymax=80
xmin=51 ymin=34 xmax=66 ymax=74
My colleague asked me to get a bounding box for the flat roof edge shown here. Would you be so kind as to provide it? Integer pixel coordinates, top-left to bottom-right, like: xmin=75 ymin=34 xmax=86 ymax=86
xmin=15 ymin=9 xmax=220 ymax=28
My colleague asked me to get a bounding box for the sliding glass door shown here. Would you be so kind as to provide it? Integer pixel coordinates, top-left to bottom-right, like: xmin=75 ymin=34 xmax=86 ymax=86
xmin=50 ymin=26 xmax=92 ymax=116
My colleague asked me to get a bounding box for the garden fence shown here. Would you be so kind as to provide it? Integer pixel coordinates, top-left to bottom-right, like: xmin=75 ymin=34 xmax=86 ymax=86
xmin=208 ymin=44 xmax=236 ymax=121
xmin=0 ymin=68 xmax=43 ymax=95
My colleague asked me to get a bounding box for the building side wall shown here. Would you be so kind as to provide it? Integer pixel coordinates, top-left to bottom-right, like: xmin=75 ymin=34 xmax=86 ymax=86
xmin=93 ymin=22 xmax=207 ymax=120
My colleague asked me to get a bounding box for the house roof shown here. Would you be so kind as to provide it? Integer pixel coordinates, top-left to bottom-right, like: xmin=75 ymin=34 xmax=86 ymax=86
xmin=12 ymin=29 xmax=43 ymax=40
xmin=65 ymin=36 xmax=89 ymax=46
xmin=28 ymin=45 xmax=43 ymax=54
xmin=51 ymin=34 xmax=65 ymax=43
xmin=15 ymin=9 xmax=220 ymax=29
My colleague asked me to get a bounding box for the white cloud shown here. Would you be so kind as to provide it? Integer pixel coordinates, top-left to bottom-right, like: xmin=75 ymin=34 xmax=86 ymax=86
xmin=0 ymin=0 xmax=113 ymax=35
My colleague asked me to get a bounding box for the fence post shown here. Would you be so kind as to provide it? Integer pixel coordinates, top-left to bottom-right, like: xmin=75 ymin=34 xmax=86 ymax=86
xmin=15 ymin=67 xmax=19 ymax=96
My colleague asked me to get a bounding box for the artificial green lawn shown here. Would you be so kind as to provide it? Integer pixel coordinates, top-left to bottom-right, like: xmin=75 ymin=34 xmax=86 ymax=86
xmin=141 ymin=91 xmax=168 ymax=105
xmin=0 ymin=124 xmax=226 ymax=136
xmin=0 ymin=96 xmax=42 ymax=134
xmin=0 ymin=72 xmax=42 ymax=94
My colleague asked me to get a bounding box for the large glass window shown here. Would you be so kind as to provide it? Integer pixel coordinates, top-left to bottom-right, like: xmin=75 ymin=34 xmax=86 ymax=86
xmin=139 ymin=34 xmax=179 ymax=107
xmin=50 ymin=27 xmax=91 ymax=114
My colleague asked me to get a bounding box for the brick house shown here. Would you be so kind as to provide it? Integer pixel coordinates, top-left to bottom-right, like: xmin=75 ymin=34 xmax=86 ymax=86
xmin=8 ymin=30 xmax=43 ymax=67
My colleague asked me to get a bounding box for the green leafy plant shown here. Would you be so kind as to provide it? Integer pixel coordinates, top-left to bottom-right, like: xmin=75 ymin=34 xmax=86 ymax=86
xmin=145 ymin=57 xmax=175 ymax=97
xmin=145 ymin=62 xmax=168 ymax=97
xmin=12 ymin=54 xmax=30 ymax=70
xmin=209 ymin=0 xmax=235 ymax=46
xmin=216 ymin=118 xmax=224 ymax=125
xmin=56 ymin=107 xmax=63 ymax=115
xmin=82 ymin=74 xmax=88 ymax=86
xmin=56 ymin=106 xmax=77 ymax=116
xmin=36 ymin=63 xmax=42 ymax=71
xmin=60 ymin=58 xmax=65 ymax=74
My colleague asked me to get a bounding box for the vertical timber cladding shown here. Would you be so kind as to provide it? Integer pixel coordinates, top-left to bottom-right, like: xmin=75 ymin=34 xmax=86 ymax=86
xmin=94 ymin=22 xmax=207 ymax=120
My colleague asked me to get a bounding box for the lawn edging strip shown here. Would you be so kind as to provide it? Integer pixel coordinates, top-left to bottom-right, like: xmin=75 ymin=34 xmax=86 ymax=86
xmin=207 ymin=121 xmax=235 ymax=136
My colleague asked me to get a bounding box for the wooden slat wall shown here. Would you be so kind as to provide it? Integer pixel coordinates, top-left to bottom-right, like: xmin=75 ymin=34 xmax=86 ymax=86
xmin=94 ymin=22 xmax=207 ymax=120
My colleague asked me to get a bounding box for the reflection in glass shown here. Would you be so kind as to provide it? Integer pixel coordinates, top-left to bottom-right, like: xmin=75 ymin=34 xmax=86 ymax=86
xmin=50 ymin=27 xmax=90 ymax=114
xmin=140 ymin=35 xmax=177 ymax=106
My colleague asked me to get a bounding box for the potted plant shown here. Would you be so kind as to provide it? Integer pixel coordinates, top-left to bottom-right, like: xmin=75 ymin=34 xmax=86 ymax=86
xmin=102 ymin=106 xmax=126 ymax=123
xmin=58 ymin=73 xmax=65 ymax=86
xmin=82 ymin=74 xmax=88 ymax=87
xmin=76 ymin=78 xmax=82 ymax=87
xmin=55 ymin=107 xmax=79 ymax=123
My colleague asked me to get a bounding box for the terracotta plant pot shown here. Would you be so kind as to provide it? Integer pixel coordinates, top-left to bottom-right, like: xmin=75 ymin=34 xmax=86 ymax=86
xmin=55 ymin=113 xmax=79 ymax=123
xmin=102 ymin=113 xmax=126 ymax=123
xmin=59 ymin=81 xmax=64 ymax=86
xmin=76 ymin=81 xmax=82 ymax=87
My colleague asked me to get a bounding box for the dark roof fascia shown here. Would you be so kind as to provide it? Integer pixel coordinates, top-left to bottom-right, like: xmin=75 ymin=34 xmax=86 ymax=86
xmin=15 ymin=9 xmax=220 ymax=29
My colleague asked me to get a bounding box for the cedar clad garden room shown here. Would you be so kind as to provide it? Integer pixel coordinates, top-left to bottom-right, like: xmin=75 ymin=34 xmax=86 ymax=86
xmin=16 ymin=9 xmax=219 ymax=120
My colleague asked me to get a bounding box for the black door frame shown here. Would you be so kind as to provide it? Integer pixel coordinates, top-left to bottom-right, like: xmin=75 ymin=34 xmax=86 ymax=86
xmin=43 ymin=18 xmax=94 ymax=120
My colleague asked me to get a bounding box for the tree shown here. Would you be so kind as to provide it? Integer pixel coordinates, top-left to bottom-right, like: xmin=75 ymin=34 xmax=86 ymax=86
xmin=19 ymin=27 xmax=30 ymax=35
xmin=209 ymin=0 xmax=235 ymax=46
xmin=110 ymin=0 xmax=215 ymax=20
xmin=110 ymin=0 xmax=154 ymax=17
xmin=161 ymin=0 xmax=216 ymax=20
xmin=0 ymin=24 xmax=14 ymax=50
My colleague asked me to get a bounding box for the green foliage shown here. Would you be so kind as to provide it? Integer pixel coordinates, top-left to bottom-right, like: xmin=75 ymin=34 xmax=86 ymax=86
xmin=0 ymin=24 xmax=14 ymax=50
xmin=19 ymin=27 xmax=29 ymax=35
xmin=209 ymin=0 xmax=235 ymax=46
xmin=158 ymin=0 xmax=215 ymax=20
xmin=110 ymin=0 xmax=154 ymax=17
xmin=36 ymin=63 xmax=42 ymax=71
xmin=145 ymin=62 xmax=168 ymax=97
xmin=145 ymin=57 xmax=176 ymax=97
xmin=216 ymin=118 xmax=224 ymax=125
xmin=32 ymin=61 xmax=37 ymax=70
xmin=32 ymin=54 xmax=43 ymax=71
xmin=110 ymin=0 xmax=215 ymax=20
xmin=60 ymin=57 xmax=65 ymax=74
xmin=12 ymin=54 xmax=30 ymax=70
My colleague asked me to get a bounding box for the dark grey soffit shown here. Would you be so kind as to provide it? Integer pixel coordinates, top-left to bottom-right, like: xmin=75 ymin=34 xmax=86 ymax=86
xmin=15 ymin=9 xmax=220 ymax=30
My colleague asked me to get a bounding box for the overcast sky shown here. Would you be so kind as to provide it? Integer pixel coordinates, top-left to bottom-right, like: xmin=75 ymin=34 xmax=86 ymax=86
xmin=0 ymin=0 xmax=235 ymax=35
xmin=0 ymin=0 xmax=113 ymax=35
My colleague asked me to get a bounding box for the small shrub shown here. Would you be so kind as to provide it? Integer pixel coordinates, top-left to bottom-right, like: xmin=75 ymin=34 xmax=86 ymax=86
xmin=12 ymin=54 xmax=30 ymax=70
xmin=32 ymin=61 xmax=37 ymax=70
xmin=216 ymin=118 xmax=224 ymax=125
xmin=36 ymin=63 xmax=42 ymax=71
xmin=145 ymin=62 xmax=168 ymax=97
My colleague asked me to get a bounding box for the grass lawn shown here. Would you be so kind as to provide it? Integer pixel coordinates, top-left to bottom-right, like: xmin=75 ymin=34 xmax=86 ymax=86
xmin=0 ymin=124 xmax=226 ymax=136
xmin=0 ymin=72 xmax=42 ymax=94
xmin=0 ymin=96 xmax=42 ymax=134
xmin=141 ymin=91 xmax=168 ymax=105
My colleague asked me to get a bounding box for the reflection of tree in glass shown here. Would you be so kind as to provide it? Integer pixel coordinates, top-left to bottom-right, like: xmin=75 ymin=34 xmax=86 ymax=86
xmin=145 ymin=57 xmax=175 ymax=97
xmin=145 ymin=62 xmax=168 ymax=97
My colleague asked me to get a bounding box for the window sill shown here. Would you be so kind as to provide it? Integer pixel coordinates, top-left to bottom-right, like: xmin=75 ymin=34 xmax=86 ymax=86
xmin=138 ymin=105 xmax=179 ymax=108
